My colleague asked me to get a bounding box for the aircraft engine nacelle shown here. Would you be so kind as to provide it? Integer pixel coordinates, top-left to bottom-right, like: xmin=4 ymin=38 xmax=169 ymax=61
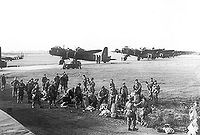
xmin=122 ymin=48 xmax=131 ymax=54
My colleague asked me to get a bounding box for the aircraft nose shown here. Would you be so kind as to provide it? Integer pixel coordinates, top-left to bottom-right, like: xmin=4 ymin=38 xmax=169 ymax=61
xmin=49 ymin=49 xmax=53 ymax=55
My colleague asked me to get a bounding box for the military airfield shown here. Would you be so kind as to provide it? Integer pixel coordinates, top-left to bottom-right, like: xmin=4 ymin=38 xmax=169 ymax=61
xmin=0 ymin=52 xmax=199 ymax=135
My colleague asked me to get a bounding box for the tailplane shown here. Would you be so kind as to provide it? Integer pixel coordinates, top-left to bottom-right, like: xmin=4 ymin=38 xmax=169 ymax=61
xmin=102 ymin=47 xmax=116 ymax=63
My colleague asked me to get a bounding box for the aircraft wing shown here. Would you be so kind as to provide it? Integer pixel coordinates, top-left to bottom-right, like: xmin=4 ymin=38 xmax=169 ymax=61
xmin=0 ymin=109 xmax=34 ymax=135
xmin=84 ymin=49 xmax=102 ymax=54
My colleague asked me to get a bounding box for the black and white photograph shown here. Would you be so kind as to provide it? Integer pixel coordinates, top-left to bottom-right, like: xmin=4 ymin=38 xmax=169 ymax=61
xmin=0 ymin=0 xmax=200 ymax=135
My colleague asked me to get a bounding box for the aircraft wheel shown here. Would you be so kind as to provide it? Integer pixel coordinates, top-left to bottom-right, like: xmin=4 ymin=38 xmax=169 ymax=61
xmin=137 ymin=57 xmax=141 ymax=61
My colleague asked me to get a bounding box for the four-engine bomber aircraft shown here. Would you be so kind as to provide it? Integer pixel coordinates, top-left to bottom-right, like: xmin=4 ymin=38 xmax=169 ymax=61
xmin=49 ymin=46 xmax=115 ymax=64
xmin=113 ymin=46 xmax=192 ymax=61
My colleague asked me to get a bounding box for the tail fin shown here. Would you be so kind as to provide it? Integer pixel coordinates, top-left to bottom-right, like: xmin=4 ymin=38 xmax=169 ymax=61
xmin=102 ymin=47 xmax=116 ymax=63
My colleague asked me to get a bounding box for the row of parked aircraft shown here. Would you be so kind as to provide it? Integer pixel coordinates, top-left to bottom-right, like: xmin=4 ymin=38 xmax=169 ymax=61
xmin=49 ymin=46 xmax=196 ymax=64
xmin=0 ymin=45 xmax=195 ymax=68
xmin=113 ymin=46 xmax=195 ymax=61
xmin=0 ymin=47 xmax=25 ymax=68
xmin=2 ymin=53 xmax=24 ymax=61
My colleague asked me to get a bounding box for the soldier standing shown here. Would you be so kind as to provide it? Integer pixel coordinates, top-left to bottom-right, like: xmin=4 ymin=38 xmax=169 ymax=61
xmin=26 ymin=78 xmax=34 ymax=103
xmin=125 ymin=96 xmax=138 ymax=131
xmin=64 ymin=72 xmax=69 ymax=90
xmin=152 ymin=80 xmax=160 ymax=104
xmin=133 ymin=79 xmax=142 ymax=95
xmin=17 ymin=79 xmax=26 ymax=103
xmin=82 ymin=75 xmax=87 ymax=92
xmin=110 ymin=87 xmax=118 ymax=105
xmin=1 ymin=74 xmax=6 ymax=91
xmin=130 ymin=89 xmax=147 ymax=126
xmin=109 ymin=79 xmax=115 ymax=90
xmin=109 ymin=79 xmax=117 ymax=105
xmin=45 ymin=79 xmax=50 ymax=92
xmin=60 ymin=73 xmax=66 ymax=92
xmin=32 ymin=79 xmax=42 ymax=108
xmin=48 ymin=82 xmax=57 ymax=108
xmin=146 ymin=78 xmax=154 ymax=100
xmin=119 ymin=82 xmax=129 ymax=106
xmin=54 ymin=73 xmax=60 ymax=91
xmin=11 ymin=77 xmax=19 ymax=97
xmin=89 ymin=78 xmax=95 ymax=95
xmin=42 ymin=74 xmax=48 ymax=90
xmin=87 ymin=78 xmax=90 ymax=90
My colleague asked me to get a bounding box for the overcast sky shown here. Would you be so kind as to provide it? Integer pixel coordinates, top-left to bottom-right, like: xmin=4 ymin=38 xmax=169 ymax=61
xmin=0 ymin=0 xmax=200 ymax=52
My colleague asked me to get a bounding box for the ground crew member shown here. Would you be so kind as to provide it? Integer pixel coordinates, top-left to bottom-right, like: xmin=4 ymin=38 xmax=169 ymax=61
xmin=42 ymin=74 xmax=48 ymax=90
xmin=133 ymin=79 xmax=142 ymax=95
xmin=32 ymin=79 xmax=42 ymax=108
xmin=1 ymin=74 xmax=6 ymax=91
xmin=54 ymin=73 xmax=60 ymax=90
xmin=98 ymin=86 xmax=109 ymax=108
xmin=17 ymin=79 xmax=26 ymax=103
xmin=74 ymin=83 xmax=83 ymax=109
xmin=119 ymin=82 xmax=129 ymax=106
xmin=125 ymin=96 xmax=138 ymax=131
xmin=11 ymin=77 xmax=19 ymax=97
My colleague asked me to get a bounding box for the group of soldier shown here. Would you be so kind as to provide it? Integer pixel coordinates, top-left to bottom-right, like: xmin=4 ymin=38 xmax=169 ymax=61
xmin=9 ymin=72 xmax=69 ymax=108
xmin=59 ymin=76 xmax=160 ymax=131
xmin=97 ymin=78 xmax=160 ymax=131
xmin=2 ymin=73 xmax=161 ymax=132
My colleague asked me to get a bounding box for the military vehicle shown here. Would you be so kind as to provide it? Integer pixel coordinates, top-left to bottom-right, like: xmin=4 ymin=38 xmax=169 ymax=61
xmin=63 ymin=60 xmax=81 ymax=69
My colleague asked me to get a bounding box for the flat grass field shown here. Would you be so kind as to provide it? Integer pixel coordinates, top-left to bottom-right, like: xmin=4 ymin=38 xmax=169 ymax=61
xmin=1 ymin=53 xmax=200 ymax=135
